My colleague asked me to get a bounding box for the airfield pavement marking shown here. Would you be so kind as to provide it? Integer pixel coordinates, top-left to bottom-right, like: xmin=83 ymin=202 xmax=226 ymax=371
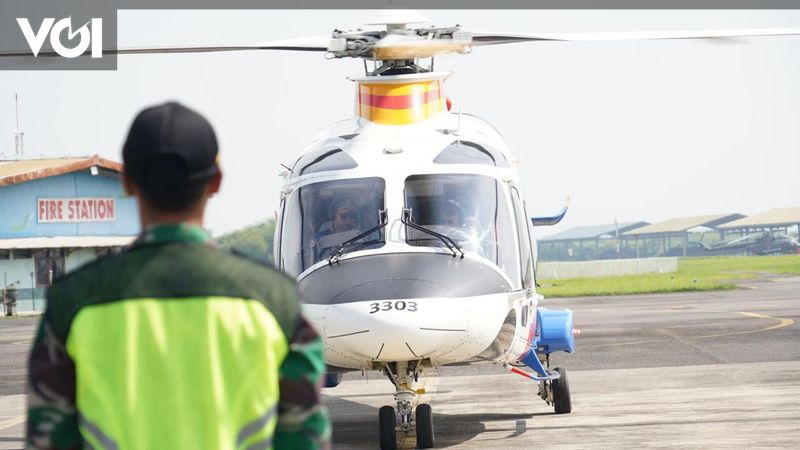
xmin=584 ymin=339 xmax=666 ymax=349
xmin=694 ymin=311 xmax=795 ymax=339
xmin=583 ymin=308 xmax=794 ymax=350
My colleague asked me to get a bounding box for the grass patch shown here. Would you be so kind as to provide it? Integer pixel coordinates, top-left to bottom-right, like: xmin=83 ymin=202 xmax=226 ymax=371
xmin=538 ymin=254 xmax=800 ymax=298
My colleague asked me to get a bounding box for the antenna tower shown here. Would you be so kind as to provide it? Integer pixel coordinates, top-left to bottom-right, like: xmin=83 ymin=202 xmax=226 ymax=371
xmin=14 ymin=93 xmax=24 ymax=160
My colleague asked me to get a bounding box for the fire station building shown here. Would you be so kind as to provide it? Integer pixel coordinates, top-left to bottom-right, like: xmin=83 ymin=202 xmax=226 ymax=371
xmin=0 ymin=156 xmax=139 ymax=311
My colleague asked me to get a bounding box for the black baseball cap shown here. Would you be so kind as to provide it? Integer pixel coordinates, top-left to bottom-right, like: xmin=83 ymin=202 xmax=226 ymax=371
xmin=123 ymin=102 xmax=219 ymax=182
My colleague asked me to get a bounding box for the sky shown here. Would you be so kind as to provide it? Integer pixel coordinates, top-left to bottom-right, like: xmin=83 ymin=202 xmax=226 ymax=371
xmin=1 ymin=10 xmax=799 ymax=237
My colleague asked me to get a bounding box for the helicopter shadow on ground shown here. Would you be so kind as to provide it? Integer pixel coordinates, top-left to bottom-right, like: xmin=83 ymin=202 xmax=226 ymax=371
xmin=325 ymin=394 xmax=382 ymax=450
xmin=431 ymin=411 xmax=554 ymax=448
xmin=325 ymin=393 xmax=553 ymax=449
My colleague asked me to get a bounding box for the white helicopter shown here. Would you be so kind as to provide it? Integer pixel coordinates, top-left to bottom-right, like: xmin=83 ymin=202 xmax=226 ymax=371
xmin=5 ymin=10 xmax=800 ymax=449
xmin=266 ymin=13 xmax=799 ymax=449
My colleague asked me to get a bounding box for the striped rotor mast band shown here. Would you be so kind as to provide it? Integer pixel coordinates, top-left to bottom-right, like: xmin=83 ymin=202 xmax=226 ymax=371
xmin=357 ymin=80 xmax=445 ymax=125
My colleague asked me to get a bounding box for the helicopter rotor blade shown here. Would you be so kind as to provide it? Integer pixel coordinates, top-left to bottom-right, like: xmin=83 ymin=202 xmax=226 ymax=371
xmin=364 ymin=27 xmax=800 ymax=60
xmin=470 ymin=28 xmax=800 ymax=45
xmin=0 ymin=36 xmax=336 ymax=58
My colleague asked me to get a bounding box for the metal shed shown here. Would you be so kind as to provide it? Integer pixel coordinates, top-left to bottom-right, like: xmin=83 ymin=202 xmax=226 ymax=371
xmin=621 ymin=213 xmax=744 ymax=257
xmin=717 ymin=207 xmax=800 ymax=233
xmin=538 ymin=221 xmax=649 ymax=261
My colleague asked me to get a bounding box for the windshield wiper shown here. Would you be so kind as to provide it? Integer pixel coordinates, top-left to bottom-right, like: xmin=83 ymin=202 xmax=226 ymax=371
xmin=328 ymin=209 xmax=388 ymax=265
xmin=401 ymin=208 xmax=465 ymax=259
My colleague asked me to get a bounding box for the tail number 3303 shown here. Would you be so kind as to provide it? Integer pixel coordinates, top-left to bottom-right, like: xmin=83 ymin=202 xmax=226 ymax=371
xmin=369 ymin=301 xmax=418 ymax=314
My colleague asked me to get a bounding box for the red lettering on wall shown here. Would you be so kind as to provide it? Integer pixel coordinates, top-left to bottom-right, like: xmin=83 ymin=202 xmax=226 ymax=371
xmin=37 ymin=198 xmax=117 ymax=223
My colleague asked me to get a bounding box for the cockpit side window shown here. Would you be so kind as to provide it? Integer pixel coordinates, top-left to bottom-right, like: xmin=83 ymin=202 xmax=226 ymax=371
xmin=281 ymin=177 xmax=385 ymax=276
xmin=292 ymin=148 xmax=358 ymax=176
xmin=511 ymin=187 xmax=534 ymax=290
xmin=433 ymin=141 xmax=509 ymax=167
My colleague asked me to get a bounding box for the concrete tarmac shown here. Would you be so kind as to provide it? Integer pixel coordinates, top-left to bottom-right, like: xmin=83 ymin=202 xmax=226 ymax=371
xmin=1 ymin=276 xmax=798 ymax=449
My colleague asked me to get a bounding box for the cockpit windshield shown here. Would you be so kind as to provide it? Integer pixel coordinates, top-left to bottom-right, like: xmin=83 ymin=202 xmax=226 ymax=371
xmin=404 ymin=174 xmax=519 ymax=282
xmin=281 ymin=177 xmax=385 ymax=276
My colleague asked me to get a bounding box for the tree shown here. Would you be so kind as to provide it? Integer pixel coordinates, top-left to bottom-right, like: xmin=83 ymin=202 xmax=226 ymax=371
xmin=217 ymin=220 xmax=276 ymax=264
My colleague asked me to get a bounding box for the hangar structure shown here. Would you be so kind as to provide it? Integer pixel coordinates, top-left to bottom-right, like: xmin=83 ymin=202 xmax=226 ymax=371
xmin=0 ymin=156 xmax=138 ymax=311
xmin=538 ymin=221 xmax=649 ymax=261
xmin=717 ymin=207 xmax=800 ymax=234
xmin=620 ymin=213 xmax=745 ymax=257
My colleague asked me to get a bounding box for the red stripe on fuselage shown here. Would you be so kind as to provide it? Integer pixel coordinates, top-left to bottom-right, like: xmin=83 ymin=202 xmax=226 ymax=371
xmin=359 ymin=90 xmax=441 ymax=110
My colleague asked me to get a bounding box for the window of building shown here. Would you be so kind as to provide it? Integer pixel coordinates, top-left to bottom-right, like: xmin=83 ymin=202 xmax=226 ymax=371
xmin=12 ymin=249 xmax=32 ymax=259
xmin=34 ymin=249 xmax=66 ymax=287
xmin=0 ymin=250 xmax=9 ymax=260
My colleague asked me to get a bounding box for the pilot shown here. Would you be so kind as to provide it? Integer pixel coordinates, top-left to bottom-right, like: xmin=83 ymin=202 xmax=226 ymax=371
xmin=314 ymin=197 xmax=360 ymax=258
xmin=438 ymin=199 xmax=466 ymax=228
xmin=322 ymin=197 xmax=360 ymax=235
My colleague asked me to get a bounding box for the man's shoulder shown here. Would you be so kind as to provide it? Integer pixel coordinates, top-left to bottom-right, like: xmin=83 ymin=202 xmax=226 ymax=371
xmin=52 ymin=243 xmax=294 ymax=295
xmin=205 ymin=247 xmax=295 ymax=286
xmin=47 ymin=243 xmax=301 ymax=338
xmin=191 ymin=245 xmax=302 ymax=336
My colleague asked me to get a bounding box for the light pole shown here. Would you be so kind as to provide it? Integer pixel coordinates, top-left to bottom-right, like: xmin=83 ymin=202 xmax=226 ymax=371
xmin=2 ymin=272 xmax=6 ymax=316
xmin=30 ymin=271 xmax=35 ymax=311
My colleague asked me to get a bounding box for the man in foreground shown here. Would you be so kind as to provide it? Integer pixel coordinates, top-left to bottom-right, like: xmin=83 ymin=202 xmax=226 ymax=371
xmin=26 ymin=102 xmax=330 ymax=449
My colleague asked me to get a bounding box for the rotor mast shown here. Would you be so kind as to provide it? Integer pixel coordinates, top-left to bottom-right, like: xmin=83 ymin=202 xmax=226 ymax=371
xmin=331 ymin=11 xmax=468 ymax=77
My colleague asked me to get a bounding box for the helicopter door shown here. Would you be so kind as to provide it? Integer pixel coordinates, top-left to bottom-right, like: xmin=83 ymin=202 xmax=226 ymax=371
xmin=523 ymin=200 xmax=539 ymax=287
xmin=510 ymin=187 xmax=534 ymax=290
xmin=275 ymin=197 xmax=285 ymax=267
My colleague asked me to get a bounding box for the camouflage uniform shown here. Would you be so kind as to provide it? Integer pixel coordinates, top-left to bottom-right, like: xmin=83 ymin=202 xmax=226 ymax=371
xmin=27 ymin=224 xmax=330 ymax=449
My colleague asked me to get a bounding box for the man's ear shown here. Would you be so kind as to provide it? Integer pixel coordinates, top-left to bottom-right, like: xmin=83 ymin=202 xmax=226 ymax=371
xmin=207 ymin=169 xmax=223 ymax=196
xmin=122 ymin=171 xmax=138 ymax=197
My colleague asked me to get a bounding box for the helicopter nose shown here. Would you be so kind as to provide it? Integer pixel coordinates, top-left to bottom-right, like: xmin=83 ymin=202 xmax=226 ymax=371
xmin=321 ymin=299 xmax=470 ymax=362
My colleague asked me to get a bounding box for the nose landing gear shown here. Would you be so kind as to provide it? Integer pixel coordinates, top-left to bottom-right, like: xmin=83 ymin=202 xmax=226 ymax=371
xmin=379 ymin=405 xmax=397 ymax=449
xmin=379 ymin=361 xmax=436 ymax=449
xmin=415 ymin=403 xmax=435 ymax=448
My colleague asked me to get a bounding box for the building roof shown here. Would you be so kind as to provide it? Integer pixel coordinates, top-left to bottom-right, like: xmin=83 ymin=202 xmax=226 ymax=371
xmin=622 ymin=213 xmax=744 ymax=236
xmin=540 ymin=222 xmax=649 ymax=241
xmin=717 ymin=207 xmax=800 ymax=230
xmin=0 ymin=155 xmax=122 ymax=187
xmin=0 ymin=236 xmax=135 ymax=250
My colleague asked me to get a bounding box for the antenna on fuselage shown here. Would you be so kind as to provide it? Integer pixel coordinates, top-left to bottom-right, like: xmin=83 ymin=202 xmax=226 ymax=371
xmin=279 ymin=163 xmax=294 ymax=178
xmin=13 ymin=93 xmax=24 ymax=160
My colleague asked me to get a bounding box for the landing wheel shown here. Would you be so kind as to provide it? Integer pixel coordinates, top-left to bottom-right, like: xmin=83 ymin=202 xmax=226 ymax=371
xmin=379 ymin=405 xmax=397 ymax=450
xmin=415 ymin=403 xmax=435 ymax=448
xmin=552 ymin=367 xmax=572 ymax=414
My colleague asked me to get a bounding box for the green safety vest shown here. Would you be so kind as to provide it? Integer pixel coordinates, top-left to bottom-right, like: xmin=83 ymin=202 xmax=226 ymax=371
xmin=29 ymin=224 xmax=305 ymax=450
